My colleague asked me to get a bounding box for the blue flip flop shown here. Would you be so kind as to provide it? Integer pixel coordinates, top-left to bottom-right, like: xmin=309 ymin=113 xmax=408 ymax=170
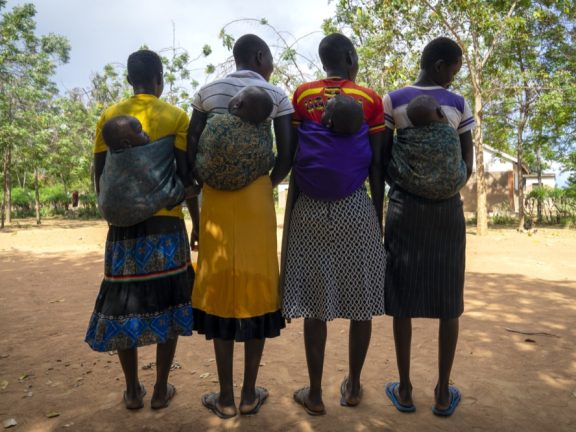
xmin=432 ymin=386 xmax=461 ymax=417
xmin=385 ymin=382 xmax=416 ymax=413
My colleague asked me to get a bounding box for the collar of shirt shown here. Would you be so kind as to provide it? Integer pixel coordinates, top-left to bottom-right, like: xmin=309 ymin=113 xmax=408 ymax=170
xmin=132 ymin=93 xmax=158 ymax=100
xmin=226 ymin=69 xmax=266 ymax=81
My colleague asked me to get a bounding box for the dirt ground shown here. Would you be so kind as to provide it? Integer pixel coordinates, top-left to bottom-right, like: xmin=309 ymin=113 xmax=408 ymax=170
xmin=0 ymin=218 xmax=575 ymax=432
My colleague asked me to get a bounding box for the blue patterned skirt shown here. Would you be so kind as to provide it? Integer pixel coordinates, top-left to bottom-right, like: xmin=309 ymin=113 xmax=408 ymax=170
xmin=85 ymin=216 xmax=194 ymax=352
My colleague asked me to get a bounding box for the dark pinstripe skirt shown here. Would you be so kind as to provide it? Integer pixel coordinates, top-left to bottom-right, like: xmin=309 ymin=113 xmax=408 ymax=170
xmin=384 ymin=185 xmax=465 ymax=319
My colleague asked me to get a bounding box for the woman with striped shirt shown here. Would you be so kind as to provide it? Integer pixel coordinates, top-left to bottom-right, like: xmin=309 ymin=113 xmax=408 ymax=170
xmin=382 ymin=37 xmax=474 ymax=417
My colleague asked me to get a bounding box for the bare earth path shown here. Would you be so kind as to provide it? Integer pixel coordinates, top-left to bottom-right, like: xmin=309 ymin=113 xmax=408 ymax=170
xmin=1 ymin=219 xmax=575 ymax=432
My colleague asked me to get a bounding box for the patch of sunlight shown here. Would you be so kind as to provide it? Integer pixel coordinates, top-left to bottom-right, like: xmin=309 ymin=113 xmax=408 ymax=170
xmin=206 ymin=416 xmax=240 ymax=430
xmin=469 ymin=347 xmax=494 ymax=358
xmin=466 ymin=311 xmax=490 ymax=320
xmin=514 ymin=341 xmax=537 ymax=352
xmin=537 ymin=372 xmax=574 ymax=389
xmin=467 ymin=299 xmax=488 ymax=307
xmin=519 ymin=298 xmax=533 ymax=305
xmin=540 ymin=322 xmax=567 ymax=331
xmin=19 ymin=422 xmax=55 ymax=432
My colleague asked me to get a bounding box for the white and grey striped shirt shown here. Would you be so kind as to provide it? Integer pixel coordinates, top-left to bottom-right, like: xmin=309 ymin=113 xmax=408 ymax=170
xmin=191 ymin=70 xmax=294 ymax=119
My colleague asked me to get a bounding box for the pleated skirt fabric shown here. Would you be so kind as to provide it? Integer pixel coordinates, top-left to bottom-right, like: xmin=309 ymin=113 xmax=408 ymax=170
xmin=384 ymin=185 xmax=465 ymax=319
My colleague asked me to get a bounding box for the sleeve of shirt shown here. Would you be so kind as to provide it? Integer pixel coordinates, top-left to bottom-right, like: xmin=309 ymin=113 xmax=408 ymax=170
xmin=457 ymin=99 xmax=476 ymax=135
xmin=366 ymin=90 xmax=385 ymax=135
xmin=274 ymin=88 xmax=295 ymax=119
xmin=383 ymin=94 xmax=395 ymax=130
xmin=191 ymin=89 xmax=205 ymax=113
xmin=174 ymin=109 xmax=190 ymax=152
xmin=291 ymin=89 xmax=303 ymax=127
xmin=93 ymin=112 xmax=108 ymax=154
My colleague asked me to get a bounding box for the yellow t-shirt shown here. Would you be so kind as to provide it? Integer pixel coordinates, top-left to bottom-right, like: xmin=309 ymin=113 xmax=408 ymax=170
xmin=94 ymin=94 xmax=189 ymax=218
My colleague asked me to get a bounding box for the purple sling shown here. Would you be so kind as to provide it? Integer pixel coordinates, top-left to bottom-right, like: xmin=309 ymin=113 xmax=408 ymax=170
xmin=293 ymin=121 xmax=371 ymax=201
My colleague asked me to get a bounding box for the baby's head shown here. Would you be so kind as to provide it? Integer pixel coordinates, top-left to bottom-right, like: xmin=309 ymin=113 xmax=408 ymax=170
xmin=228 ymin=86 xmax=274 ymax=125
xmin=321 ymin=94 xmax=364 ymax=134
xmin=102 ymin=116 xmax=150 ymax=151
xmin=406 ymin=95 xmax=448 ymax=127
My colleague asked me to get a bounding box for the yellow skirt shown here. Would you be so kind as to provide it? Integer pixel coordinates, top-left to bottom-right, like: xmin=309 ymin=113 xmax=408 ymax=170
xmin=192 ymin=176 xmax=279 ymax=319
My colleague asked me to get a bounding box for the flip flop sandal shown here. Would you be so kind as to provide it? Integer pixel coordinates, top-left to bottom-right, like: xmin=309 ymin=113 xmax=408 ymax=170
xmin=201 ymin=392 xmax=237 ymax=419
xmin=240 ymin=386 xmax=269 ymax=416
xmin=432 ymin=386 xmax=461 ymax=417
xmin=151 ymin=383 xmax=176 ymax=410
xmin=293 ymin=387 xmax=326 ymax=416
xmin=123 ymin=384 xmax=146 ymax=410
xmin=385 ymin=382 xmax=416 ymax=413
xmin=340 ymin=377 xmax=363 ymax=407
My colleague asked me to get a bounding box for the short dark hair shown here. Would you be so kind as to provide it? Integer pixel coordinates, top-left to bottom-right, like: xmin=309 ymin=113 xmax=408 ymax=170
xmin=420 ymin=37 xmax=462 ymax=69
xmin=318 ymin=33 xmax=355 ymax=69
xmin=233 ymin=34 xmax=269 ymax=65
xmin=102 ymin=116 xmax=136 ymax=150
xmin=328 ymin=95 xmax=364 ymax=134
xmin=127 ymin=50 xmax=163 ymax=86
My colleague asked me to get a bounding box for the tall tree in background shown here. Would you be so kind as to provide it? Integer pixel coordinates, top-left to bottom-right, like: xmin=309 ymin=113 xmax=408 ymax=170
xmin=484 ymin=1 xmax=576 ymax=229
xmin=0 ymin=1 xmax=69 ymax=227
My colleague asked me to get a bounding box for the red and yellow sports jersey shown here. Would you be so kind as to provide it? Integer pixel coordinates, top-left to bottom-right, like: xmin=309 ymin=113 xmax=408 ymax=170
xmin=292 ymin=78 xmax=385 ymax=134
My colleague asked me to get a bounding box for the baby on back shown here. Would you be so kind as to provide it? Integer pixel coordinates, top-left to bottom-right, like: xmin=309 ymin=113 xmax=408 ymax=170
xmin=195 ymin=86 xmax=276 ymax=190
xmin=321 ymin=94 xmax=364 ymax=135
xmin=102 ymin=115 xmax=150 ymax=151
xmin=388 ymin=95 xmax=467 ymax=200
xmin=97 ymin=115 xmax=187 ymax=226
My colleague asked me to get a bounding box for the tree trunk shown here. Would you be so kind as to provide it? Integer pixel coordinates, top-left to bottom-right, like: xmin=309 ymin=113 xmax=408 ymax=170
xmin=1 ymin=148 xmax=8 ymax=229
xmin=34 ymin=168 xmax=41 ymax=225
xmin=472 ymin=87 xmax=488 ymax=235
xmin=536 ymin=144 xmax=543 ymax=223
xmin=5 ymin=145 xmax=12 ymax=225
xmin=516 ymin=124 xmax=526 ymax=231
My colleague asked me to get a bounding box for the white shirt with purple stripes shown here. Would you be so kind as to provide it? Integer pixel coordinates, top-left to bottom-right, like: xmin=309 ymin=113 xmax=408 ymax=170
xmin=383 ymin=85 xmax=475 ymax=134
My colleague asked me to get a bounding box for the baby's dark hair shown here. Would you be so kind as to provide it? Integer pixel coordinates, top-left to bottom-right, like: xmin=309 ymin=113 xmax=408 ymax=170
xmin=233 ymin=34 xmax=269 ymax=65
xmin=127 ymin=49 xmax=163 ymax=86
xmin=102 ymin=116 xmax=138 ymax=150
xmin=407 ymin=95 xmax=443 ymax=127
xmin=325 ymin=94 xmax=364 ymax=134
xmin=420 ymin=37 xmax=462 ymax=70
xmin=318 ymin=33 xmax=355 ymax=69
xmin=229 ymin=86 xmax=273 ymax=124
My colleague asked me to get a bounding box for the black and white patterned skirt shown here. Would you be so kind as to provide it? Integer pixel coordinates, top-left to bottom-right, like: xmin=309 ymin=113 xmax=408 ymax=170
xmin=281 ymin=187 xmax=386 ymax=321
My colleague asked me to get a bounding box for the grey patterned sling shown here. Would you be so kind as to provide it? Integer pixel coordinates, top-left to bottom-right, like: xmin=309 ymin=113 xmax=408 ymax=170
xmin=98 ymin=136 xmax=184 ymax=227
xmin=388 ymin=123 xmax=467 ymax=200
xmin=195 ymin=113 xmax=274 ymax=190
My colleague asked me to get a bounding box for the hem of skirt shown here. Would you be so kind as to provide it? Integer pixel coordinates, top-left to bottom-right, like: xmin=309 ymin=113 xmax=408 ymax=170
xmin=384 ymin=310 xmax=464 ymax=319
xmin=283 ymin=311 xmax=386 ymax=322
xmin=192 ymin=308 xmax=285 ymax=341
xmin=85 ymin=304 xmax=193 ymax=352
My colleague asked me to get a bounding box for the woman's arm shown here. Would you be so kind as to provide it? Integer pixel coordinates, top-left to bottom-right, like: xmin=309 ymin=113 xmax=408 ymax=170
xmin=270 ymin=114 xmax=294 ymax=187
xmin=186 ymin=109 xmax=208 ymax=250
xmin=369 ymin=132 xmax=385 ymax=232
xmin=459 ymin=130 xmax=474 ymax=181
xmin=382 ymin=127 xmax=394 ymax=185
xmin=187 ymin=109 xmax=208 ymax=179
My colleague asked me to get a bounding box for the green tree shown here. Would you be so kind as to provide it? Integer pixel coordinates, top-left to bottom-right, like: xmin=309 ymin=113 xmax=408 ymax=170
xmin=0 ymin=1 xmax=69 ymax=226
xmin=484 ymin=1 xmax=576 ymax=228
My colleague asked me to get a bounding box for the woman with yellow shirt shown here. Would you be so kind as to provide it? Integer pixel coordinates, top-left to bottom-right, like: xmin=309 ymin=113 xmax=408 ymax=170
xmin=85 ymin=50 xmax=195 ymax=410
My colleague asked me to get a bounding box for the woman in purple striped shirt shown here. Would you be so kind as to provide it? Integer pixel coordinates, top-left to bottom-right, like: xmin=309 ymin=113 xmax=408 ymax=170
xmin=382 ymin=37 xmax=474 ymax=417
